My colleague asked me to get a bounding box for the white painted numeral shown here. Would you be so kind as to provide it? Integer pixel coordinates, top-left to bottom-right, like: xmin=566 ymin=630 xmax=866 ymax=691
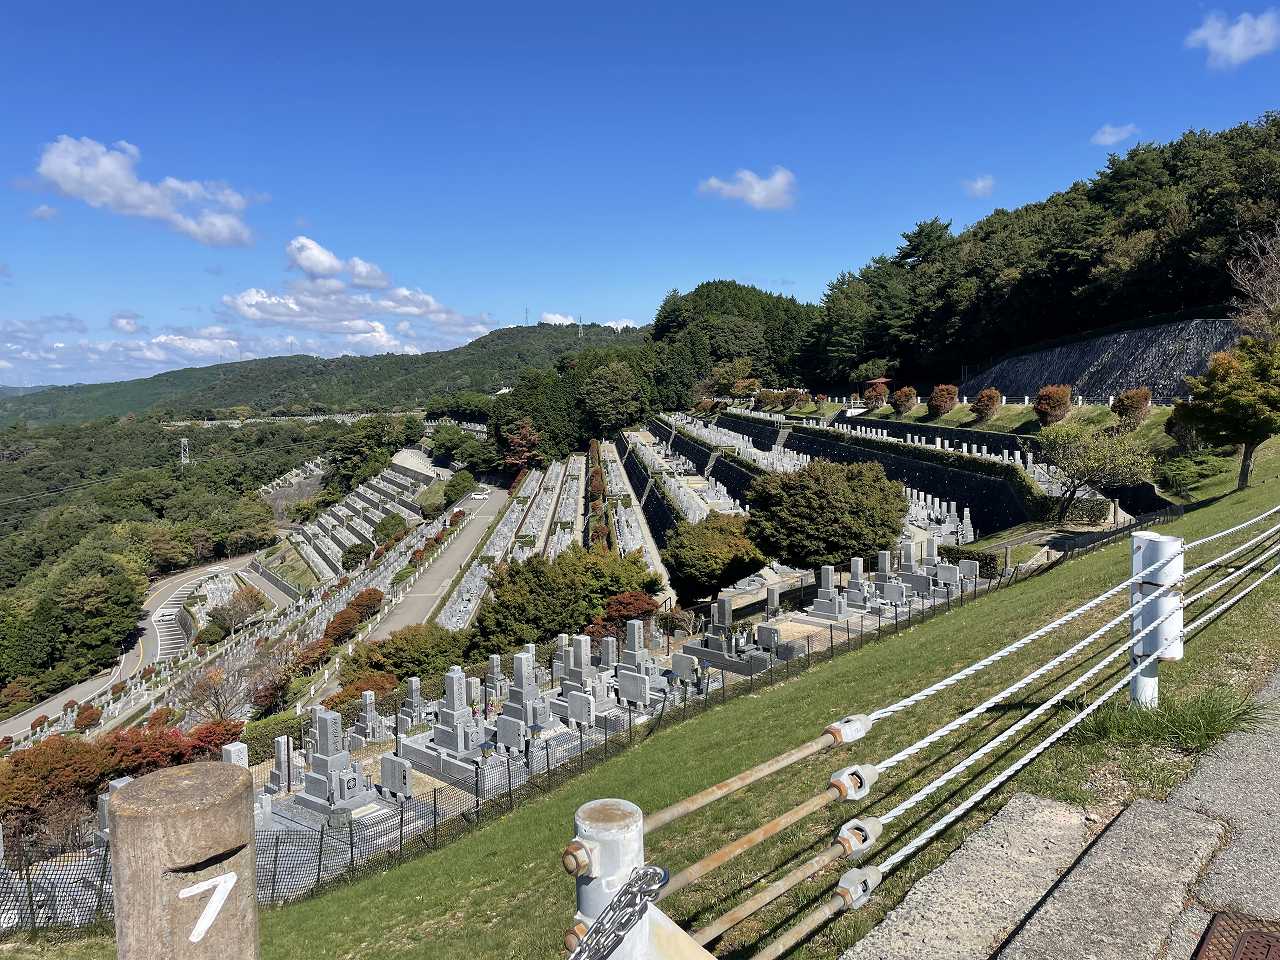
xmin=178 ymin=871 xmax=237 ymax=943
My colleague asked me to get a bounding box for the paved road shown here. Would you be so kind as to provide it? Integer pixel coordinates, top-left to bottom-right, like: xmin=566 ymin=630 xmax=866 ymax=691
xmin=307 ymin=485 xmax=510 ymax=704
xmin=0 ymin=555 xmax=254 ymax=739
xmin=373 ymin=485 xmax=510 ymax=640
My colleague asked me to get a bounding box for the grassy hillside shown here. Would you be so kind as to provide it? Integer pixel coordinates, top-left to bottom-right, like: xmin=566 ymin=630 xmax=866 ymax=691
xmin=0 ymin=323 xmax=647 ymax=426
xmin=29 ymin=442 xmax=1280 ymax=960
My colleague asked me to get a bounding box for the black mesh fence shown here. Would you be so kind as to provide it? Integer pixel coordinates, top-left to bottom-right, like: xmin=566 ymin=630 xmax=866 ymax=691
xmin=6 ymin=563 xmax=1030 ymax=942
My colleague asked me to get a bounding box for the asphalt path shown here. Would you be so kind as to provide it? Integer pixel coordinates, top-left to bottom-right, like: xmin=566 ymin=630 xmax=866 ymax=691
xmin=307 ymin=484 xmax=509 ymax=704
xmin=0 ymin=554 xmax=254 ymax=739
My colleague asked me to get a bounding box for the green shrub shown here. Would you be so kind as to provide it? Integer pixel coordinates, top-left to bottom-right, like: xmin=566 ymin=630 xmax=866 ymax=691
xmin=444 ymin=469 xmax=477 ymax=504
xmin=242 ymin=711 xmax=307 ymax=765
xmin=938 ymin=545 xmax=999 ymax=578
xmin=194 ymin=623 xmax=225 ymax=646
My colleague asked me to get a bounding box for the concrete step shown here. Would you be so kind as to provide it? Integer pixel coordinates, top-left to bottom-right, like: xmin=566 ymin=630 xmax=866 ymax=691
xmin=842 ymin=794 xmax=1090 ymax=960
xmin=995 ymin=798 xmax=1223 ymax=960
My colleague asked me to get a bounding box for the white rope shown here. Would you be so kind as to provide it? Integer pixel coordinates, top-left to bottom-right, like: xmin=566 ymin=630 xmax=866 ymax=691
xmin=1184 ymin=518 xmax=1280 ymax=579
xmin=879 ymin=604 xmax=1182 ymax=824
xmin=869 ymin=510 xmax=1280 ymax=730
xmin=874 ymin=577 xmax=1180 ymax=773
xmin=876 ymin=556 xmax=1280 ymax=876
xmin=1184 ymin=502 xmax=1280 ymax=548
xmin=867 ymin=554 xmax=1178 ymax=724
xmin=1185 ymin=539 xmax=1280 ymax=606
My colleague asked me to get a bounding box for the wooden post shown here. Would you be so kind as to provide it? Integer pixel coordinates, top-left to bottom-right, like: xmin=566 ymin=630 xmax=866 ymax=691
xmin=109 ymin=762 xmax=259 ymax=960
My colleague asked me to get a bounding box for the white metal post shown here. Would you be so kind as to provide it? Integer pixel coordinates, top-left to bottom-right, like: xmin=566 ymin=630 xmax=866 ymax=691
xmin=1130 ymin=532 xmax=1184 ymax=708
xmin=564 ymin=798 xmax=646 ymax=959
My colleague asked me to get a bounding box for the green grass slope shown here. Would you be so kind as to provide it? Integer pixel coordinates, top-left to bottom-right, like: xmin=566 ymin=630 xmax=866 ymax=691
xmin=0 ymin=324 xmax=647 ymax=426
xmin=31 ymin=441 xmax=1280 ymax=960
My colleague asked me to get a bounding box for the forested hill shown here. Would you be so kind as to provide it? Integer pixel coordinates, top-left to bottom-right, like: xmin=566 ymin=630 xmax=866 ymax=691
xmin=797 ymin=113 xmax=1280 ymax=386
xmin=0 ymin=322 xmax=646 ymax=426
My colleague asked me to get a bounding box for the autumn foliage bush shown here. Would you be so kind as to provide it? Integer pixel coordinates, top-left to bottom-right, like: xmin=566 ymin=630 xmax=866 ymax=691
xmin=323 ymin=609 xmax=360 ymax=646
xmin=1112 ymin=386 xmax=1152 ymax=424
xmin=890 ymin=386 xmax=918 ymax=415
xmin=927 ymin=384 xmax=959 ymax=417
xmin=74 ymin=705 xmax=102 ymax=732
xmin=348 ymin=588 xmax=385 ymax=622
xmin=864 ymin=383 xmax=888 ymax=408
xmin=1034 ymin=384 xmax=1072 ymax=426
xmin=969 ymin=387 xmax=1001 ymax=422
xmin=323 ymin=670 xmax=398 ymax=711
xmin=0 ymin=719 xmax=244 ymax=837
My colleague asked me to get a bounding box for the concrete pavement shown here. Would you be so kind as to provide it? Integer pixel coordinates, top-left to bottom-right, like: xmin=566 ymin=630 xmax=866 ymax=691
xmin=307 ymin=485 xmax=510 ymax=704
xmin=370 ymin=486 xmax=510 ymax=641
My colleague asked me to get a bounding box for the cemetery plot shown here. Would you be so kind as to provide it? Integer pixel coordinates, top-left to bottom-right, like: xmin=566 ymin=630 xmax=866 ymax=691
xmin=545 ymin=453 xmax=586 ymax=559
xmin=435 ymin=462 xmax=572 ymax=630
xmin=289 ymin=450 xmax=438 ymax=583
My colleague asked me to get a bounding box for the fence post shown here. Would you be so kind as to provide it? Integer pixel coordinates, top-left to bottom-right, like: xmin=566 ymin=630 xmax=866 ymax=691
xmin=93 ymin=841 xmax=112 ymax=921
xmin=348 ymin=822 xmax=355 ymax=871
xmin=271 ymin=836 xmax=280 ymax=904
xmin=19 ymin=843 xmax=35 ymax=934
xmin=316 ymin=822 xmax=326 ymax=889
xmin=1130 ymin=532 xmax=1184 ymax=708
xmin=108 ymin=763 xmax=259 ymax=959
xmin=507 ymin=757 xmax=514 ymax=812
xmin=432 ymin=789 xmax=439 ymax=848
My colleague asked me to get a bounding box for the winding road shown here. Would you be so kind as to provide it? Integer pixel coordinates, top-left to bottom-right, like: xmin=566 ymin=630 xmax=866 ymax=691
xmin=0 ymin=555 xmax=257 ymax=740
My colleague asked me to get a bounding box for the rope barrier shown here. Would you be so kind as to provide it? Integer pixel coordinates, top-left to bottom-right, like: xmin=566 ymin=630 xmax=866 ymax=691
xmin=1184 ymin=502 xmax=1280 ymax=548
xmin=746 ymin=556 xmax=1280 ymax=959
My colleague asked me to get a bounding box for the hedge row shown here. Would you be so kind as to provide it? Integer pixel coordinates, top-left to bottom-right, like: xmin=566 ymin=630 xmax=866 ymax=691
xmin=938 ymin=545 xmax=1001 ymax=579
xmin=789 ymin=423 xmax=1045 ymax=504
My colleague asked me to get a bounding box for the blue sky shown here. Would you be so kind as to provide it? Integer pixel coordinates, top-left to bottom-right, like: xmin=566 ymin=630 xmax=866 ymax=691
xmin=2 ymin=1 xmax=1278 ymax=386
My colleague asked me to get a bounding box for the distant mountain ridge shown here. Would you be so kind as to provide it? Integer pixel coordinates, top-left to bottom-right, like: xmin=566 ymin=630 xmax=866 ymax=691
xmin=0 ymin=323 xmax=647 ymax=426
xmin=0 ymin=385 xmax=51 ymax=398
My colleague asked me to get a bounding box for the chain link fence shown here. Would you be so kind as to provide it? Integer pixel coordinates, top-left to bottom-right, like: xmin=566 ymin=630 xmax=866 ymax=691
xmin=4 ymin=563 xmax=1035 ymax=943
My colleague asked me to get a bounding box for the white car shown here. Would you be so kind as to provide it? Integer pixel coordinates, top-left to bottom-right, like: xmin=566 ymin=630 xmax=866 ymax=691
xmin=471 ymin=492 xmax=489 ymax=500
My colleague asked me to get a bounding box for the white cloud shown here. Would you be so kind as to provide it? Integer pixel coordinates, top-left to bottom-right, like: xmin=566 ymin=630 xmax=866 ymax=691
xmin=110 ymin=310 xmax=145 ymax=334
xmin=605 ymin=319 xmax=637 ymax=331
xmin=540 ymin=312 xmax=576 ymax=325
xmin=30 ymin=204 xmax=58 ymax=220
xmin=0 ymin=359 xmax=12 ymax=370
xmin=219 ymin=237 xmax=488 ymax=354
xmin=1091 ymin=123 xmax=1139 ymax=146
xmin=962 ymin=174 xmax=995 ymax=198
xmin=35 ymin=136 xmax=256 ymax=246
xmin=698 ymin=166 xmax=796 ymax=210
xmin=1186 ymin=9 xmax=1280 ymax=67
xmin=286 ymin=236 xmax=344 ymax=276
xmin=344 ymin=320 xmax=401 ymax=352
xmin=348 ymin=256 xmax=390 ymax=289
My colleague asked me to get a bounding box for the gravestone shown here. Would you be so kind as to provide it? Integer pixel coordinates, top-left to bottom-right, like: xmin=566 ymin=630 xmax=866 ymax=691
xmin=807 ymin=564 xmax=850 ymax=621
xmin=221 ymin=742 xmax=249 ymax=768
